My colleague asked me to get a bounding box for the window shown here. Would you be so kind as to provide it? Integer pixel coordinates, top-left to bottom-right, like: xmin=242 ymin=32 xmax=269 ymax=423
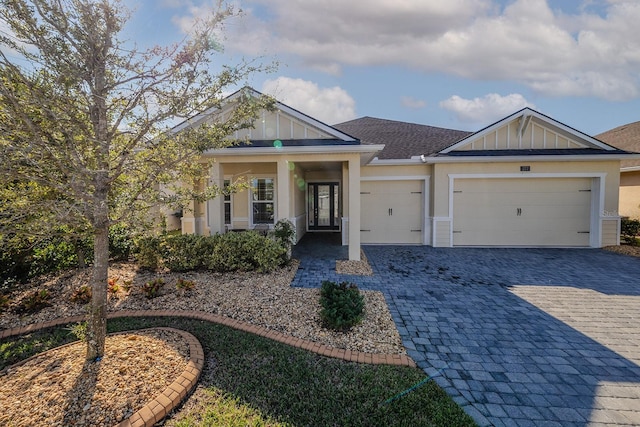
xmin=252 ymin=178 xmax=274 ymax=224
xmin=223 ymin=179 xmax=231 ymax=225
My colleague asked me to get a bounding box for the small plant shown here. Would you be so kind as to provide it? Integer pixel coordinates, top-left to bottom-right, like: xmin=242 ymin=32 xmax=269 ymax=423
xmin=0 ymin=294 xmax=10 ymax=312
xmin=121 ymin=279 xmax=133 ymax=292
xmin=142 ymin=278 xmax=164 ymax=299
xmin=70 ymin=285 xmax=92 ymax=304
xmin=107 ymin=277 xmax=120 ymax=295
xmin=176 ymin=278 xmax=195 ymax=292
xmin=66 ymin=322 xmax=88 ymax=342
xmin=16 ymin=289 xmax=51 ymax=314
xmin=319 ymin=281 xmax=365 ymax=331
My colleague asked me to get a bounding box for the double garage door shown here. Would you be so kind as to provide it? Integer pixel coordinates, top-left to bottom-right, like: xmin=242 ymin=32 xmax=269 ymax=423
xmin=360 ymin=180 xmax=423 ymax=244
xmin=452 ymin=178 xmax=593 ymax=247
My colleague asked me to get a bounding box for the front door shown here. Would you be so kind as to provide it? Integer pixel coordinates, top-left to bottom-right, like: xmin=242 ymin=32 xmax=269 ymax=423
xmin=308 ymin=183 xmax=340 ymax=231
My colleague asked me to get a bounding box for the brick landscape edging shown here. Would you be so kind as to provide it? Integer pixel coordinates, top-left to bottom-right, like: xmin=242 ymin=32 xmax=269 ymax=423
xmin=116 ymin=327 xmax=203 ymax=427
xmin=0 ymin=310 xmax=416 ymax=367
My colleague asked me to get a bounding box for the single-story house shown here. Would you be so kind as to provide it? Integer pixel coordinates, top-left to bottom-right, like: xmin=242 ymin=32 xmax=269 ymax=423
xmin=175 ymin=88 xmax=638 ymax=260
xmin=596 ymin=122 xmax=640 ymax=220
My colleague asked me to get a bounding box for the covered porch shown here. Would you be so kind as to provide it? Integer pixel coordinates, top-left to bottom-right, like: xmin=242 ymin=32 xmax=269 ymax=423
xmin=181 ymin=149 xmax=378 ymax=261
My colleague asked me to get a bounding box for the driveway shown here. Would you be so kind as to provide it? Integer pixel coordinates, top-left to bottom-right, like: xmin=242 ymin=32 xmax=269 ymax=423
xmin=292 ymin=240 xmax=640 ymax=426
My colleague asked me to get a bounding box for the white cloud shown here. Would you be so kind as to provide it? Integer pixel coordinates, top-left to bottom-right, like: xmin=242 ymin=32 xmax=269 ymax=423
xmin=261 ymin=77 xmax=357 ymax=124
xmin=401 ymin=96 xmax=427 ymax=110
xmin=439 ymin=93 xmax=536 ymax=123
xmin=217 ymin=0 xmax=640 ymax=101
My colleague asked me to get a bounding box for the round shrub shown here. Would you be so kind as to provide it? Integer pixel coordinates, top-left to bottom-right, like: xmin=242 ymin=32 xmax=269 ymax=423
xmin=319 ymin=280 xmax=365 ymax=331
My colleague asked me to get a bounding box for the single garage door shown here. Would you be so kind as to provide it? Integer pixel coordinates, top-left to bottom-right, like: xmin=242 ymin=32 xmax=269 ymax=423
xmin=360 ymin=180 xmax=423 ymax=244
xmin=453 ymin=178 xmax=592 ymax=246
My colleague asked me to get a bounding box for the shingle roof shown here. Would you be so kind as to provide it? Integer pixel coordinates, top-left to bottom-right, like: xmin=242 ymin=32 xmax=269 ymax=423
xmin=333 ymin=116 xmax=471 ymax=160
xmin=596 ymin=121 xmax=640 ymax=168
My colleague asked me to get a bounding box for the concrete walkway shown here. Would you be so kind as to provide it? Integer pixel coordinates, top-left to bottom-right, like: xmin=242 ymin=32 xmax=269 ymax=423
xmin=292 ymin=236 xmax=640 ymax=427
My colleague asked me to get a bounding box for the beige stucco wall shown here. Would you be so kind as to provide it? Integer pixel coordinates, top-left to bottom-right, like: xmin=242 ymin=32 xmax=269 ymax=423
xmin=620 ymin=170 xmax=640 ymax=219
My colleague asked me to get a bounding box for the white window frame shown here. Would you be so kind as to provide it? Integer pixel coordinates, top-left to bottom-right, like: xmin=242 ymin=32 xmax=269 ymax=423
xmin=223 ymin=178 xmax=232 ymax=226
xmin=249 ymin=176 xmax=276 ymax=227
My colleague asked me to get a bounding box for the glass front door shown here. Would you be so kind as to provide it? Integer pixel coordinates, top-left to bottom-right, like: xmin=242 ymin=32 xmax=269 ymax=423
xmin=308 ymin=183 xmax=339 ymax=230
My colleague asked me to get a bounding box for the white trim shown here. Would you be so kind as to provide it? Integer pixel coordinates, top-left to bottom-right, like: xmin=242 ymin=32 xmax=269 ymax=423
xmin=204 ymin=145 xmax=385 ymax=156
xmin=370 ymin=158 xmax=424 ymax=166
xmin=621 ymin=166 xmax=640 ymax=172
xmin=360 ymin=175 xmax=429 ymax=181
xmin=424 ymin=154 xmax=636 ymax=163
xmin=448 ymin=172 xmax=607 ymax=179
xmin=446 ymin=173 xmax=607 ymax=248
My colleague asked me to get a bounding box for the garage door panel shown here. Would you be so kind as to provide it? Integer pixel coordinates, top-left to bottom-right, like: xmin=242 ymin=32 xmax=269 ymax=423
xmin=453 ymin=178 xmax=592 ymax=247
xmin=361 ymin=180 xmax=423 ymax=244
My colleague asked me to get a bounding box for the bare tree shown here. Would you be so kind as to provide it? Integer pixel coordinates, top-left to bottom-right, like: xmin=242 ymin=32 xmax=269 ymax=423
xmin=0 ymin=0 xmax=273 ymax=360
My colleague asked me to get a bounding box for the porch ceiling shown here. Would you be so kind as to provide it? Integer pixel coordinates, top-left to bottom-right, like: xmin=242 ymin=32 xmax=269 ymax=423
xmin=296 ymin=161 xmax=343 ymax=172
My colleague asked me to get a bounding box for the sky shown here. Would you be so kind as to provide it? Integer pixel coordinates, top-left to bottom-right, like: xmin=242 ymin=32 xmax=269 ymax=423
xmin=124 ymin=0 xmax=640 ymax=135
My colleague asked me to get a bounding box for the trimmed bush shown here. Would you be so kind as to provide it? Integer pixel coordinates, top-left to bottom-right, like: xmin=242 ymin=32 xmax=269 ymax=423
xmin=319 ymin=280 xmax=365 ymax=331
xmin=621 ymin=218 xmax=640 ymax=245
xmin=134 ymin=231 xmax=285 ymax=273
xmin=135 ymin=236 xmax=162 ymax=270
xmin=210 ymin=231 xmax=285 ymax=273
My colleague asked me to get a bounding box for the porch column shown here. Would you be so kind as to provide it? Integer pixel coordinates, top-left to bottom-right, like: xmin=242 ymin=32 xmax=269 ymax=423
xmin=347 ymin=156 xmax=361 ymax=261
xmin=277 ymin=159 xmax=291 ymax=222
xmin=207 ymin=161 xmax=225 ymax=235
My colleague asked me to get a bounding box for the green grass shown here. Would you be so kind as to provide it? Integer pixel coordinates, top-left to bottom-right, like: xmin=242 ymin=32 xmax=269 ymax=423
xmin=1 ymin=317 xmax=477 ymax=427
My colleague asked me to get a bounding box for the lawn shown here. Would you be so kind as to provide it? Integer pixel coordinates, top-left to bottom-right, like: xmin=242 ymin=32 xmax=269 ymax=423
xmin=1 ymin=316 xmax=477 ymax=427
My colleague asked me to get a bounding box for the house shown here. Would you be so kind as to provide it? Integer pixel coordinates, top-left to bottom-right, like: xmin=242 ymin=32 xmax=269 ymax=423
xmin=176 ymin=88 xmax=637 ymax=260
xmin=596 ymin=122 xmax=640 ymax=220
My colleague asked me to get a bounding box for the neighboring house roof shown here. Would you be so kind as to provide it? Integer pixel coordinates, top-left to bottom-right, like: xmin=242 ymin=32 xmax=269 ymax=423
xmin=596 ymin=121 xmax=640 ymax=169
xmin=333 ymin=116 xmax=471 ymax=159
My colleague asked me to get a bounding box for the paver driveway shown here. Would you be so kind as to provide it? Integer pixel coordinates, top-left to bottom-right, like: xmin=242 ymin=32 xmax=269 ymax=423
xmin=292 ymin=238 xmax=640 ymax=427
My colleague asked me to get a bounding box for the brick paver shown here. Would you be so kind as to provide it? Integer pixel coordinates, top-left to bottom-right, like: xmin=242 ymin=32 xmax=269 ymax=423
xmin=292 ymin=236 xmax=640 ymax=427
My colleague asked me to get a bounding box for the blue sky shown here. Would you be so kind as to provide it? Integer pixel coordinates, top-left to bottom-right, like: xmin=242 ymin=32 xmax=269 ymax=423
xmin=123 ymin=0 xmax=640 ymax=136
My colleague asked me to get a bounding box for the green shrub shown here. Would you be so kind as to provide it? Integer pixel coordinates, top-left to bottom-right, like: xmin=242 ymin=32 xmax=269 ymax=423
xmin=29 ymin=239 xmax=78 ymax=277
xmin=272 ymin=219 xmax=296 ymax=262
xmin=135 ymin=231 xmax=284 ymax=273
xmin=210 ymin=231 xmax=285 ymax=273
xmin=109 ymin=223 xmax=135 ymax=261
xmin=162 ymin=234 xmax=217 ymax=272
xmin=135 ymin=236 xmax=162 ymax=269
xmin=621 ymin=218 xmax=640 ymax=245
xmin=319 ymin=281 xmax=365 ymax=331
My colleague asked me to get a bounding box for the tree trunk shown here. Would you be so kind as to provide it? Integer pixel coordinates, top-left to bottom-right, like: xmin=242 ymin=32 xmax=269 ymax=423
xmin=86 ymin=194 xmax=109 ymax=361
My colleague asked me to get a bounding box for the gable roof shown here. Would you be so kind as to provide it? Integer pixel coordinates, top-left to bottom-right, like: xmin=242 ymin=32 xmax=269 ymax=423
xmin=172 ymin=87 xmax=358 ymax=143
xmin=333 ymin=117 xmax=471 ymax=159
xmin=596 ymin=121 xmax=640 ymax=169
xmin=438 ymin=107 xmax=619 ymax=155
